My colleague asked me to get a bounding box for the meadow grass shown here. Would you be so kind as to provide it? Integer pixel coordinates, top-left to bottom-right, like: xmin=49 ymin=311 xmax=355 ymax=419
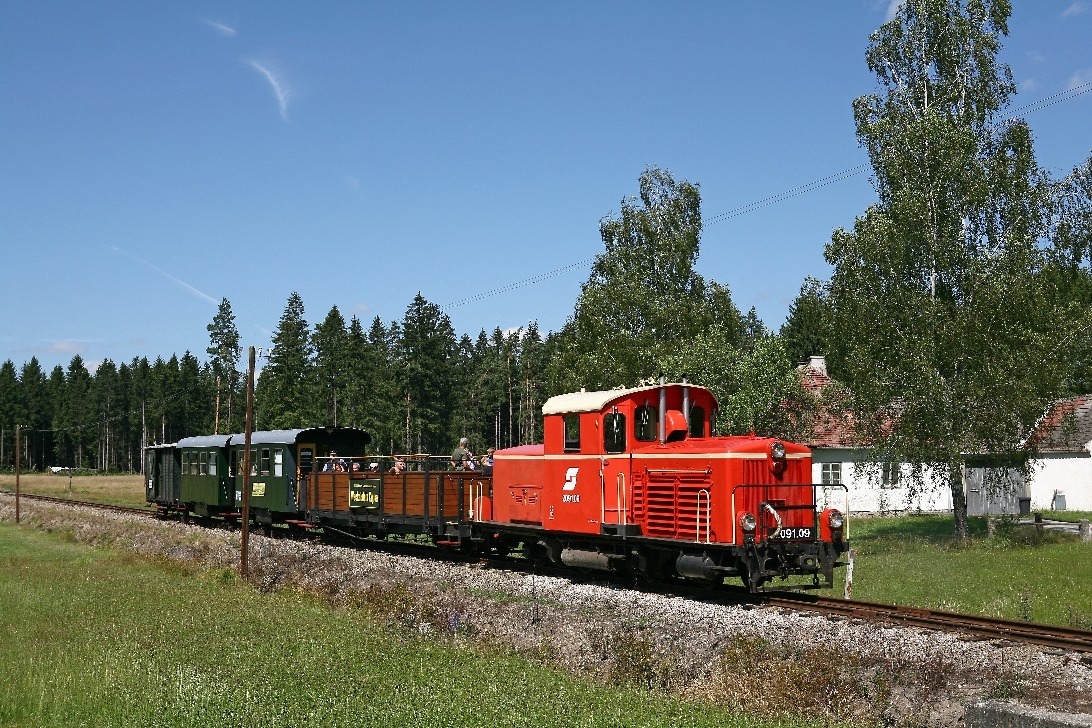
xmin=0 ymin=473 xmax=148 ymax=509
xmin=0 ymin=523 xmax=815 ymax=728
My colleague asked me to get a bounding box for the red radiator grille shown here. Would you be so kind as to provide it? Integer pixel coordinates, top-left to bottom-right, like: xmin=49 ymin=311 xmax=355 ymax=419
xmin=634 ymin=470 xmax=712 ymax=540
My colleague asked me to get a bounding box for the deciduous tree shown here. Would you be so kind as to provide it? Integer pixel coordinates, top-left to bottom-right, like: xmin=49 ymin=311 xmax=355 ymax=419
xmin=826 ymin=0 xmax=1076 ymax=539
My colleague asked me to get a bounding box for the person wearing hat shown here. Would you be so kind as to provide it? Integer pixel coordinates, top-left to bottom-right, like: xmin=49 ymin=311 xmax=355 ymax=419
xmin=323 ymin=450 xmax=347 ymax=472
xmin=480 ymin=448 xmax=495 ymax=475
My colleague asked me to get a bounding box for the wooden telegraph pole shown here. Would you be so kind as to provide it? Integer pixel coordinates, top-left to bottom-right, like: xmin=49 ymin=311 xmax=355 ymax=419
xmin=14 ymin=424 xmax=20 ymax=524
xmin=240 ymin=346 xmax=256 ymax=579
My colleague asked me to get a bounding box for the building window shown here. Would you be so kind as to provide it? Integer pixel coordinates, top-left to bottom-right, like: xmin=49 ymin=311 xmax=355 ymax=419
xmin=821 ymin=462 xmax=842 ymax=485
xmin=634 ymin=405 xmax=657 ymax=442
xmin=881 ymin=462 xmax=900 ymax=488
xmin=564 ymin=414 xmax=581 ymax=452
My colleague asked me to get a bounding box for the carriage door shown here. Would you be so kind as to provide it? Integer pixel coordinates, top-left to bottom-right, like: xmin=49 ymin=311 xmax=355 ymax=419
xmin=297 ymin=444 xmax=316 ymax=510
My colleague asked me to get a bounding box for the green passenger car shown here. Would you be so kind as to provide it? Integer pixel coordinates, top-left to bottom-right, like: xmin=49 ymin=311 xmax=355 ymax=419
xmin=177 ymin=435 xmax=234 ymax=515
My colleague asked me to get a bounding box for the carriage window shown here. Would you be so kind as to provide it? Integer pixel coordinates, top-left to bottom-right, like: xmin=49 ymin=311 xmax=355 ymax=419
xmin=634 ymin=405 xmax=658 ymax=442
xmin=299 ymin=448 xmax=313 ymax=473
xmin=604 ymin=412 xmax=626 ymax=453
xmin=208 ymin=452 xmax=217 ymax=476
xmin=250 ymin=448 xmax=258 ymax=476
xmin=564 ymin=414 xmax=580 ymax=452
xmin=689 ymin=405 xmax=706 ymax=438
xmin=260 ymin=448 xmax=271 ymax=476
xmin=274 ymin=449 xmax=284 ymax=477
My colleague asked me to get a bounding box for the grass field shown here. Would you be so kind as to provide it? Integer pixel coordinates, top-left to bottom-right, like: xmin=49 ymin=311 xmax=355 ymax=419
xmin=827 ymin=513 xmax=1092 ymax=627
xmin=3 ymin=473 xmax=1090 ymax=627
xmin=0 ymin=523 xmax=812 ymax=728
xmin=0 ymin=472 xmax=148 ymax=508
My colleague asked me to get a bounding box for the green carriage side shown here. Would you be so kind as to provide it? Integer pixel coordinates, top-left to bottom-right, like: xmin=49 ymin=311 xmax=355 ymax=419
xmin=177 ymin=434 xmax=234 ymax=516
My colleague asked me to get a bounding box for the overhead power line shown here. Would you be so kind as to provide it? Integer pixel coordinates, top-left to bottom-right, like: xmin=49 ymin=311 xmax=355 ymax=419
xmin=442 ymin=84 xmax=1092 ymax=312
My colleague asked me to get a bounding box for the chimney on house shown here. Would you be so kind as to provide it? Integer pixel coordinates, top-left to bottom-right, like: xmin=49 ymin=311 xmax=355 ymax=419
xmin=808 ymin=355 xmax=827 ymax=376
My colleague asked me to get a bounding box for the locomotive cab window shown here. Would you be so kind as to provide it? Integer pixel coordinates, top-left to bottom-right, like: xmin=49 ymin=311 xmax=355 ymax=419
xmin=564 ymin=414 xmax=581 ymax=452
xmin=689 ymin=405 xmax=706 ymax=438
xmin=634 ymin=404 xmax=657 ymax=442
xmin=603 ymin=412 xmax=626 ymax=454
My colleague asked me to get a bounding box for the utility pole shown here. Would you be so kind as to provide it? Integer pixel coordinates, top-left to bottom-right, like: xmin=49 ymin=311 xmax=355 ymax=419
xmin=240 ymin=347 xmax=255 ymax=579
xmin=14 ymin=424 xmax=20 ymax=525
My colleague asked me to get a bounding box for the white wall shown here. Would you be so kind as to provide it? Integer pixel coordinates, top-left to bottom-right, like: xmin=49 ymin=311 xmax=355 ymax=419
xmin=1028 ymin=451 xmax=1092 ymax=512
xmin=811 ymin=450 xmax=952 ymax=514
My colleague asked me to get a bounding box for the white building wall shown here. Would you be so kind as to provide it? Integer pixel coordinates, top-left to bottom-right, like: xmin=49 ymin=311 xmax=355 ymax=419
xmin=811 ymin=449 xmax=952 ymax=514
xmin=1028 ymin=450 xmax=1092 ymax=512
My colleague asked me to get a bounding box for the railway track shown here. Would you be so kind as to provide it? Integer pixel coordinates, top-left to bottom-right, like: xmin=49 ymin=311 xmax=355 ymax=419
xmin=7 ymin=490 xmax=1092 ymax=655
xmin=763 ymin=591 xmax=1092 ymax=655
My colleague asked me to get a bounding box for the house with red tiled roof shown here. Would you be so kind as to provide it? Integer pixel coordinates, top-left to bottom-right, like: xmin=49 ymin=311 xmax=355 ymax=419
xmin=797 ymin=356 xmax=952 ymax=514
xmin=1022 ymin=395 xmax=1092 ymax=512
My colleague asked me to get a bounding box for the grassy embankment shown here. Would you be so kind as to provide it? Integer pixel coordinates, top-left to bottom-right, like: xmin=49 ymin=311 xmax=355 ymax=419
xmin=4 ymin=473 xmax=1090 ymax=626
xmin=0 ymin=523 xmax=804 ymax=728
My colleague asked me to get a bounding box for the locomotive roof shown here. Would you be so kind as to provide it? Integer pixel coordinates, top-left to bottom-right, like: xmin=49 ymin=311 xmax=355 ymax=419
xmin=542 ymin=382 xmax=715 ymax=415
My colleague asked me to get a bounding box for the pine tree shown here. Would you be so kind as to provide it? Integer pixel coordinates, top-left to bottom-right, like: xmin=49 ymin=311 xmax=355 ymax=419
xmin=397 ymin=294 xmax=455 ymax=453
xmin=257 ymin=292 xmax=314 ymax=429
xmin=206 ymin=298 xmax=241 ymax=434
xmin=312 ymin=306 xmax=349 ymax=426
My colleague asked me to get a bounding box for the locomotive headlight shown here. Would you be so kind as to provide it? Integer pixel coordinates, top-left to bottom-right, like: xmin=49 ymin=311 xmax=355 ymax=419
xmin=739 ymin=512 xmax=757 ymax=532
xmin=827 ymin=509 xmax=844 ymax=530
xmin=770 ymin=441 xmax=786 ymax=460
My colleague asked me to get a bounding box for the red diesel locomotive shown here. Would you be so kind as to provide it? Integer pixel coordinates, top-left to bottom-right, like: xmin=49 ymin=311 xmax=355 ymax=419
xmin=146 ymin=381 xmax=849 ymax=591
xmin=486 ymin=380 xmax=849 ymax=590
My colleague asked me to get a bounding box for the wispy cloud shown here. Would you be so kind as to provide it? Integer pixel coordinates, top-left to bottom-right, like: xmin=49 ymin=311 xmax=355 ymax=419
xmin=246 ymin=59 xmax=291 ymax=121
xmin=1020 ymin=77 xmax=1040 ymax=93
xmin=201 ymin=18 xmax=237 ymax=37
xmin=47 ymin=340 xmax=89 ymax=356
xmin=110 ymin=246 xmax=219 ymax=305
xmin=1068 ymin=68 xmax=1092 ymax=91
xmin=884 ymin=0 xmax=903 ymax=22
xmin=1062 ymin=2 xmax=1087 ymax=18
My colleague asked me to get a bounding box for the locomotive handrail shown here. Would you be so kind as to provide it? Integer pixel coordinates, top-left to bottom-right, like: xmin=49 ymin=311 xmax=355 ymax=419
xmin=617 ymin=472 xmax=626 ymax=525
xmin=472 ymin=480 xmax=481 ymax=521
xmin=697 ymin=488 xmax=711 ymax=544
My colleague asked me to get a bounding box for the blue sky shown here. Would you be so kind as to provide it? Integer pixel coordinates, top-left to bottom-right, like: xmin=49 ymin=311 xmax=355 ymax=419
xmin=2 ymin=1 xmax=1090 ymax=374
